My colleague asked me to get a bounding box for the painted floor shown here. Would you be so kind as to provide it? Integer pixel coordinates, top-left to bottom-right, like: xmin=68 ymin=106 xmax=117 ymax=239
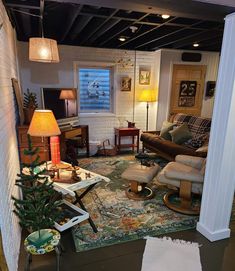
xmin=18 ymin=221 xmax=235 ymax=271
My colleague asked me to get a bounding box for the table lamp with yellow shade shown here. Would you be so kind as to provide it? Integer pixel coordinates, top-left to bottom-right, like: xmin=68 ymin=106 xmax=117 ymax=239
xmin=139 ymin=89 xmax=157 ymax=131
xmin=27 ymin=109 xmax=62 ymax=166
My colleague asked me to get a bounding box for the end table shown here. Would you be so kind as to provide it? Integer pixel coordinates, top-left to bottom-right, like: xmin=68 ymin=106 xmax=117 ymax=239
xmin=24 ymin=229 xmax=61 ymax=271
xmin=114 ymin=127 xmax=140 ymax=153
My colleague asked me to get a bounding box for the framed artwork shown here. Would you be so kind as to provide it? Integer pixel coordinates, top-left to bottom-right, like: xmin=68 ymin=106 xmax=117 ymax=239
xmin=121 ymin=77 xmax=131 ymax=91
xmin=178 ymin=81 xmax=197 ymax=107
xmin=206 ymin=81 xmax=216 ymax=97
xmin=139 ymin=68 xmax=151 ymax=85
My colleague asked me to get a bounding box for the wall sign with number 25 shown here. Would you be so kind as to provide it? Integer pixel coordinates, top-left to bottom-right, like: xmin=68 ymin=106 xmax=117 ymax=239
xmin=178 ymin=81 xmax=197 ymax=107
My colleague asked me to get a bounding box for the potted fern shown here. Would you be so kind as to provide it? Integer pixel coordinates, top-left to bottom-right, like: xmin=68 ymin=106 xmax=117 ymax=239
xmin=23 ymin=89 xmax=38 ymax=124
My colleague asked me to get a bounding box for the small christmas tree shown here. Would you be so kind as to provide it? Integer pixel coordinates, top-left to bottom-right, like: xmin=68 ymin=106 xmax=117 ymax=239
xmin=13 ymin=135 xmax=60 ymax=244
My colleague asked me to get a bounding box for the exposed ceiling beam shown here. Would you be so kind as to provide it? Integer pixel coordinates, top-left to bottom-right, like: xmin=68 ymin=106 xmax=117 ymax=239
xmin=8 ymin=8 xmax=40 ymax=18
xmin=9 ymin=7 xmax=22 ymax=37
xmin=152 ymin=28 xmax=222 ymax=50
xmin=46 ymin=0 xmax=234 ymax=21
xmin=77 ymin=12 xmax=220 ymax=30
xmin=69 ymin=15 xmax=93 ymax=41
xmin=5 ymin=3 xmax=40 ymax=10
xmin=99 ymin=13 xmax=150 ymax=46
xmin=173 ymin=32 xmax=223 ymax=49
xmin=118 ymin=17 xmax=177 ymax=48
xmin=88 ymin=19 xmax=121 ymax=44
xmin=60 ymin=4 xmax=83 ymax=42
xmin=80 ymin=8 xmax=118 ymax=45
xmin=135 ymin=20 xmax=204 ymax=49
xmin=187 ymin=38 xmax=222 ymax=49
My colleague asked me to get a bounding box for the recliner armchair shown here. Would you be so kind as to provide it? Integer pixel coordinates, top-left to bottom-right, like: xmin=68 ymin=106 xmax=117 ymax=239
xmin=157 ymin=155 xmax=206 ymax=215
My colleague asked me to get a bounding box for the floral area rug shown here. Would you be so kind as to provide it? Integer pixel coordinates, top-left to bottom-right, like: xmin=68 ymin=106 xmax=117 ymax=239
xmin=72 ymin=154 xmax=198 ymax=252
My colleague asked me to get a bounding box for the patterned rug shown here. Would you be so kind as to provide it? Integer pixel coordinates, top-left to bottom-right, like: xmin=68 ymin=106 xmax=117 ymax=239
xmin=72 ymin=154 xmax=199 ymax=252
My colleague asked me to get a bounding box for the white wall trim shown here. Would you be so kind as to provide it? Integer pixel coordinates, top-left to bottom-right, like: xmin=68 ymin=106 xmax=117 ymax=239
xmin=79 ymin=112 xmax=116 ymax=118
xmin=197 ymin=223 xmax=231 ymax=242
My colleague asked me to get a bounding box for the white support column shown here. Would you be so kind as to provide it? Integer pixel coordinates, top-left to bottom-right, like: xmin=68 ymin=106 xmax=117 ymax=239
xmin=197 ymin=12 xmax=235 ymax=241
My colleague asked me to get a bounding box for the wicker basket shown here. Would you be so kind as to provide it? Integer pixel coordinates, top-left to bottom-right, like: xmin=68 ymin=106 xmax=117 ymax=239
xmin=97 ymin=139 xmax=117 ymax=156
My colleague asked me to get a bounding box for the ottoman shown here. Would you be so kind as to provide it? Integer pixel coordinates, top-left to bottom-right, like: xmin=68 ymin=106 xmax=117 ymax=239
xmin=121 ymin=163 xmax=160 ymax=200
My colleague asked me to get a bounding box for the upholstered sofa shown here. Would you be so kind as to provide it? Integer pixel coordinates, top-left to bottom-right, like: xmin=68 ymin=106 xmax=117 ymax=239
xmin=141 ymin=113 xmax=211 ymax=161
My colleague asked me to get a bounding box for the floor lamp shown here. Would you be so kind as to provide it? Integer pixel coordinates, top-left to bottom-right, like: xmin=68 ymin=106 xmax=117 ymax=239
xmin=59 ymin=89 xmax=76 ymax=117
xmin=139 ymin=90 xmax=157 ymax=131
xmin=27 ymin=110 xmax=62 ymax=165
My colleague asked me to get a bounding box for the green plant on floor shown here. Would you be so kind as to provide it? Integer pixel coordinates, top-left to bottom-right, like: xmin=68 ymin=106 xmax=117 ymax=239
xmin=12 ymin=135 xmax=61 ymax=235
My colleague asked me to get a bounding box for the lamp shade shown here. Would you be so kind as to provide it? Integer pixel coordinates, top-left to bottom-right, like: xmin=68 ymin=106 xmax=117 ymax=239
xmin=59 ymin=89 xmax=76 ymax=100
xmin=29 ymin=37 xmax=60 ymax=63
xmin=139 ymin=90 xmax=157 ymax=102
xmin=28 ymin=110 xmax=61 ymax=137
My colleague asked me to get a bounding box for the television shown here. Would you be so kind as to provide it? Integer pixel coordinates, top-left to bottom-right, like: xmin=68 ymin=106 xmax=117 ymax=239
xmin=41 ymin=88 xmax=79 ymax=128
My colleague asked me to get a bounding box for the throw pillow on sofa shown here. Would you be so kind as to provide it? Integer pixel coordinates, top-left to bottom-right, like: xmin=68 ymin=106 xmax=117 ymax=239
xmin=160 ymin=121 xmax=175 ymax=140
xmin=169 ymin=123 xmax=192 ymax=144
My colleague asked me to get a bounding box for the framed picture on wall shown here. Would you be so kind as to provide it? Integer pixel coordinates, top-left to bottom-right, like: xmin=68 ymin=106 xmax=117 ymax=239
xmin=139 ymin=67 xmax=151 ymax=85
xmin=206 ymin=81 xmax=216 ymax=97
xmin=120 ymin=77 xmax=132 ymax=91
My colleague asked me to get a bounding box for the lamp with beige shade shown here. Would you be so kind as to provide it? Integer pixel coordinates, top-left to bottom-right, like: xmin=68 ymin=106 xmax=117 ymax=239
xmin=28 ymin=0 xmax=60 ymax=63
xmin=59 ymin=89 xmax=76 ymax=117
xmin=29 ymin=37 xmax=59 ymax=63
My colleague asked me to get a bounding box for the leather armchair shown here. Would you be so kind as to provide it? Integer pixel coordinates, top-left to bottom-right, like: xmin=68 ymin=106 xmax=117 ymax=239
xmin=157 ymin=155 xmax=206 ymax=215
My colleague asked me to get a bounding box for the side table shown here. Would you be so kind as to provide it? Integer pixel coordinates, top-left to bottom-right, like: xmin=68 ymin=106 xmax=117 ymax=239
xmin=114 ymin=127 xmax=140 ymax=153
xmin=24 ymin=229 xmax=61 ymax=271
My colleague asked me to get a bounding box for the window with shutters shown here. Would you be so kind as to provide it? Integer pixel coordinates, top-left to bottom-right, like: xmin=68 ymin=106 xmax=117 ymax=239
xmin=76 ymin=64 xmax=114 ymax=113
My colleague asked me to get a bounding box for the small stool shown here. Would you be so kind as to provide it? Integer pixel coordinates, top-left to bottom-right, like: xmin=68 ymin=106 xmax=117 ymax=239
xmin=24 ymin=229 xmax=61 ymax=271
xmin=121 ymin=163 xmax=160 ymax=200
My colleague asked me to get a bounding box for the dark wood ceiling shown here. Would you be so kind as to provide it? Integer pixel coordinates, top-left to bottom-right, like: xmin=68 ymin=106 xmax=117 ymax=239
xmin=4 ymin=0 xmax=235 ymax=52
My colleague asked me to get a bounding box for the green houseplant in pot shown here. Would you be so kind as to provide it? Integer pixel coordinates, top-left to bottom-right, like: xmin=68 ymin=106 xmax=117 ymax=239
xmin=23 ymin=89 xmax=38 ymax=124
xmin=13 ymin=136 xmax=61 ymax=246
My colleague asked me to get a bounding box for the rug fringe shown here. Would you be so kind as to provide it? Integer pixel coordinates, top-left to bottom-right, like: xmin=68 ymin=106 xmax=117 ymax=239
xmin=144 ymin=236 xmax=201 ymax=247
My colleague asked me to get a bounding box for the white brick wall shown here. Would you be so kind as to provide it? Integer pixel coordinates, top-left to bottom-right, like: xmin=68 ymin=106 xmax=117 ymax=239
xmin=17 ymin=43 xmax=160 ymax=145
xmin=0 ymin=1 xmax=21 ymax=270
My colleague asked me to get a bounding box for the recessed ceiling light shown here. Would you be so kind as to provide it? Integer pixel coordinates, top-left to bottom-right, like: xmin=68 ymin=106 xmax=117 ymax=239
xmin=193 ymin=43 xmax=199 ymax=47
xmin=119 ymin=37 xmax=126 ymax=42
xmin=161 ymin=14 xmax=170 ymax=19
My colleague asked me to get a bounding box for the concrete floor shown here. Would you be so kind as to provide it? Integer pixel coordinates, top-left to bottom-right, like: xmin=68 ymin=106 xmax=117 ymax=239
xmin=18 ymin=221 xmax=235 ymax=271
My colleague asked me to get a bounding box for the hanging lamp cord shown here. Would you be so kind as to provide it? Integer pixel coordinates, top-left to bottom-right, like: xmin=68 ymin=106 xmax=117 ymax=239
xmin=40 ymin=0 xmax=44 ymax=38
